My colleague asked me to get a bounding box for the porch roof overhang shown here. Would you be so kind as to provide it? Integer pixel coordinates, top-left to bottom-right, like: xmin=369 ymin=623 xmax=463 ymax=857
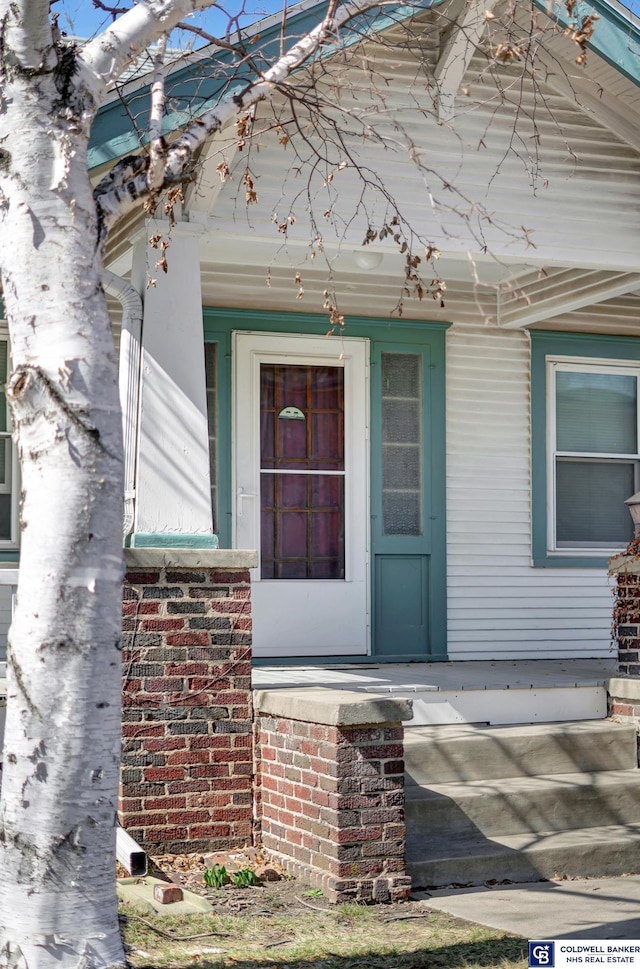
xmin=98 ymin=0 xmax=640 ymax=334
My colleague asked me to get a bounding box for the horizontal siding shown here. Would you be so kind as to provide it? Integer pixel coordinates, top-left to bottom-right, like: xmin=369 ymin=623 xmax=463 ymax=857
xmin=0 ymin=584 xmax=12 ymax=662
xmin=445 ymin=319 xmax=615 ymax=661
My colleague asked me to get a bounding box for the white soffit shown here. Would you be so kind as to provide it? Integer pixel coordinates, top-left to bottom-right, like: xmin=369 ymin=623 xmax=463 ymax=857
xmin=497 ymin=268 xmax=640 ymax=328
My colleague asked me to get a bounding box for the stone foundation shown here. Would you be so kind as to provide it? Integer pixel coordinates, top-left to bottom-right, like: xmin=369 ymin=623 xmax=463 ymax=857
xmin=120 ymin=548 xmax=257 ymax=854
xmin=255 ymin=688 xmax=413 ymax=903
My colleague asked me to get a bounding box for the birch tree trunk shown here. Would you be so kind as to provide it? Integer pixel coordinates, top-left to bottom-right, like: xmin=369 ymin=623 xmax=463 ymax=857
xmin=0 ymin=9 xmax=126 ymax=966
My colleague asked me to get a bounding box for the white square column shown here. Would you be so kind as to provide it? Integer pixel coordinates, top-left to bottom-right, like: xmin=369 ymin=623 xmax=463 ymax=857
xmin=131 ymin=220 xmax=215 ymax=546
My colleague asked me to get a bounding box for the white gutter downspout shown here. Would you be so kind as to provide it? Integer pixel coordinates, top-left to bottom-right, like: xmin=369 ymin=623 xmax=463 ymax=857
xmin=103 ymin=270 xmax=143 ymax=541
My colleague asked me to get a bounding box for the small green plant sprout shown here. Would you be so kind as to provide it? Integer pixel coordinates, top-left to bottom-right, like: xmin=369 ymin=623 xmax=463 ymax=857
xmin=203 ymin=864 xmax=229 ymax=889
xmin=302 ymin=888 xmax=324 ymax=898
xmin=232 ymin=867 xmax=258 ymax=888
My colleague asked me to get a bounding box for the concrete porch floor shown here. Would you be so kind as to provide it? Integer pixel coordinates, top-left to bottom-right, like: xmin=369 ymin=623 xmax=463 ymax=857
xmin=252 ymin=659 xmax=619 ymax=725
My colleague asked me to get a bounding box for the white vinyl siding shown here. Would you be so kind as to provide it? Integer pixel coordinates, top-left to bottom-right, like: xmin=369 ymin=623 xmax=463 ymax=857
xmin=446 ymin=321 xmax=615 ymax=661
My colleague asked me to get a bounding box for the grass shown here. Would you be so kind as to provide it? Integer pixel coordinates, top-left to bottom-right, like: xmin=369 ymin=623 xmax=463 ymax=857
xmin=120 ymin=901 xmax=528 ymax=969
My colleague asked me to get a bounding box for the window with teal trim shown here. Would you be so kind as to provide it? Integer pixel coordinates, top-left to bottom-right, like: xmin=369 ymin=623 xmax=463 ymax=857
xmin=531 ymin=332 xmax=640 ymax=567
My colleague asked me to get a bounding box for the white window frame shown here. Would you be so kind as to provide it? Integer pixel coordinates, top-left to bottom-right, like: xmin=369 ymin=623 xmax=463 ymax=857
xmin=546 ymin=354 xmax=640 ymax=557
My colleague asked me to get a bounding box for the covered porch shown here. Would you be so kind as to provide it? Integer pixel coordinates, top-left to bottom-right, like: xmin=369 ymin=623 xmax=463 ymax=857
xmin=253 ymin=658 xmax=617 ymax=726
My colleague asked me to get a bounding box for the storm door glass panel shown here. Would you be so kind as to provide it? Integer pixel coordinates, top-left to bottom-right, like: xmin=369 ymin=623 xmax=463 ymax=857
xmin=260 ymin=364 xmax=345 ymax=579
xmin=381 ymin=353 xmax=422 ymax=536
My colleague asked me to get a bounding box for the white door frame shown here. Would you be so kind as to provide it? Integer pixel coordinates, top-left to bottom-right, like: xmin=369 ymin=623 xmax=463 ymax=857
xmin=232 ymin=331 xmax=370 ymax=657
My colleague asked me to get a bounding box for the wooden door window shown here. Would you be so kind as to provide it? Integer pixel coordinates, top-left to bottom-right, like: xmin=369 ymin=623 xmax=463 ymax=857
xmin=260 ymin=363 xmax=345 ymax=579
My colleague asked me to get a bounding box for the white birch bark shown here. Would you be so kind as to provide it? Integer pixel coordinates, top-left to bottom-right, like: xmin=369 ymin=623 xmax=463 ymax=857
xmin=0 ymin=6 xmax=125 ymax=966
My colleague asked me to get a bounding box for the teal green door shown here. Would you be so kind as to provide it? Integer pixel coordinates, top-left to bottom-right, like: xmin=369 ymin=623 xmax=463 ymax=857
xmin=370 ymin=343 xmax=447 ymax=660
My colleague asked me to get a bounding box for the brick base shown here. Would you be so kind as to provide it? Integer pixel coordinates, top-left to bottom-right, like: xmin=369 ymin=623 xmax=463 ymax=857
xmin=265 ymin=851 xmax=412 ymax=904
xmin=119 ymin=549 xmax=256 ymax=854
xmin=255 ymin=689 xmax=413 ymax=903
xmin=613 ymin=576 xmax=640 ymax=676
xmin=611 ymin=548 xmax=640 ymax=676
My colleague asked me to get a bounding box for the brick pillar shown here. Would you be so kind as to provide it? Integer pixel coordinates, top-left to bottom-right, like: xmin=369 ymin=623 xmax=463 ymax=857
xmin=120 ymin=548 xmax=257 ymax=854
xmin=255 ymin=688 xmax=413 ymax=904
xmin=608 ymin=551 xmax=640 ymax=748
xmin=610 ymin=548 xmax=640 ymax=677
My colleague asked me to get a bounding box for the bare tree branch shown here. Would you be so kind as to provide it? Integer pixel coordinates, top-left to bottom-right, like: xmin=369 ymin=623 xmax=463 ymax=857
xmin=93 ymin=0 xmax=410 ymax=234
xmin=0 ymin=0 xmax=56 ymax=72
xmin=147 ymin=34 xmax=169 ymax=191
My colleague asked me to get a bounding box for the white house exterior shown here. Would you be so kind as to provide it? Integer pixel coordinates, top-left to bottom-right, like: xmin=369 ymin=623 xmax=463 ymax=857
xmin=2 ymin=0 xmax=640 ymax=667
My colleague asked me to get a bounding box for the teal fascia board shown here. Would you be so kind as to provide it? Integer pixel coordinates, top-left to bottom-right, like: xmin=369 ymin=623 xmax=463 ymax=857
xmin=89 ymin=0 xmax=441 ymax=169
xmin=536 ymin=0 xmax=640 ymax=87
xmin=128 ymin=532 xmax=220 ymax=549
xmin=531 ymin=330 xmax=640 ymax=569
xmin=203 ymin=305 xmax=451 ymax=338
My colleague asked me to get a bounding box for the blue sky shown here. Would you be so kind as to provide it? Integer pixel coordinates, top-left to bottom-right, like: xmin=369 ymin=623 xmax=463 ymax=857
xmin=58 ymin=0 xmax=285 ymax=43
xmin=56 ymin=0 xmax=640 ymax=43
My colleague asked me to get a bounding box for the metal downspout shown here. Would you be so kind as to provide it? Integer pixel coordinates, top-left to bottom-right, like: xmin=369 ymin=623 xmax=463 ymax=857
xmin=103 ymin=270 xmax=143 ymax=541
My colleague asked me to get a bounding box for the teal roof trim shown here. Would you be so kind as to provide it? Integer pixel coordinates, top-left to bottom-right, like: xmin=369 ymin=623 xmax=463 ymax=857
xmin=536 ymin=0 xmax=640 ymax=87
xmin=89 ymin=0 xmax=640 ymax=170
xmin=88 ymin=0 xmax=437 ymax=169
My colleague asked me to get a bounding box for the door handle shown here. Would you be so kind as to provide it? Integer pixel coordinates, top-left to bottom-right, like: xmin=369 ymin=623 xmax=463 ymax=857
xmin=237 ymin=488 xmax=258 ymax=517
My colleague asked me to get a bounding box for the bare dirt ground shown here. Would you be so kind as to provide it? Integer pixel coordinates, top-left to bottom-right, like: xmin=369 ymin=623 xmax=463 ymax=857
xmin=118 ymin=850 xmax=529 ymax=969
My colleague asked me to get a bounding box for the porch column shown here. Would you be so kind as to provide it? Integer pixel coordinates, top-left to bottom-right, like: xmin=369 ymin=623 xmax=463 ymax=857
xmin=609 ymin=549 xmax=640 ymax=678
xmin=608 ymin=551 xmax=640 ymax=733
xmin=120 ymin=548 xmax=257 ymax=854
xmin=130 ymin=220 xmax=215 ymax=547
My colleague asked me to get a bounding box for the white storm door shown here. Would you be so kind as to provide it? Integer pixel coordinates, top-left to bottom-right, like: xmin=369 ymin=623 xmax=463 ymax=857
xmin=233 ymin=332 xmax=369 ymax=657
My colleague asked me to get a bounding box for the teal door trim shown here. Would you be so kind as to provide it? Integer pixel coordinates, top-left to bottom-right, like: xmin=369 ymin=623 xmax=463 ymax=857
xmin=203 ymin=306 xmax=449 ymax=663
xmin=370 ymin=341 xmax=447 ymax=660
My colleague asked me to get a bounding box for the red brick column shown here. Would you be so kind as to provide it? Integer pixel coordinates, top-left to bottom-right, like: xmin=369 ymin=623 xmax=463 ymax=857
xmin=608 ymin=553 xmax=640 ymax=744
xmin=611 ymin=550 xmax=640 ymax=677
xmin=255 ymin=689 xmax=413 ymax=903
xmin=120 ymin=548 xmax=257 ymax=855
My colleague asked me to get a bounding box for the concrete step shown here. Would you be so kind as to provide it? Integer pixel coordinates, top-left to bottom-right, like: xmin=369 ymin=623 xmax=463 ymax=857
xmin=406 ymin=822 xmax=640 ymax=888
xmin=404 ymin=720 xmax=637 ymax=784
xmin=405 ymin=685 xmax=606 ymax=725
xmin=405 ymin=769 xmax=640 ymax=837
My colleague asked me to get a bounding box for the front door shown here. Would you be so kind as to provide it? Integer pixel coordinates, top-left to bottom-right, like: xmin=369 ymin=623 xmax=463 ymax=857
xmin=233 ymin=332 xmax=369 ymax=657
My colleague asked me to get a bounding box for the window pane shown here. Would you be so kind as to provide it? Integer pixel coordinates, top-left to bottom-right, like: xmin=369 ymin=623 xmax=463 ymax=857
xmin=0 ymin=340 xmax=7 ymax=435
xmin=260 ymin=364 xmax=344 ymax=471
xmin=0 ymin=494 xmax=11 ymax=540
xmin=383 ymin=491 xmax=421 ymax=536
xmin=556 ymin=458 xmax=635 ymax=546
xmin=260 ymin=473 xmax=344 ymax=579
xmin=556 ymin=371 xmax=637 ymax=454
xmin=204 ymin=343 xmax=218 ymax=532
xmin=381 ymin=353 xmax=422 ymax=536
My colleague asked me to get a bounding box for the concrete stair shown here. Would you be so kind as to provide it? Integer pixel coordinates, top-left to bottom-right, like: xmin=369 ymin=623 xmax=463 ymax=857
xmin=404 ymin=719 xmax=640 ymax=888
